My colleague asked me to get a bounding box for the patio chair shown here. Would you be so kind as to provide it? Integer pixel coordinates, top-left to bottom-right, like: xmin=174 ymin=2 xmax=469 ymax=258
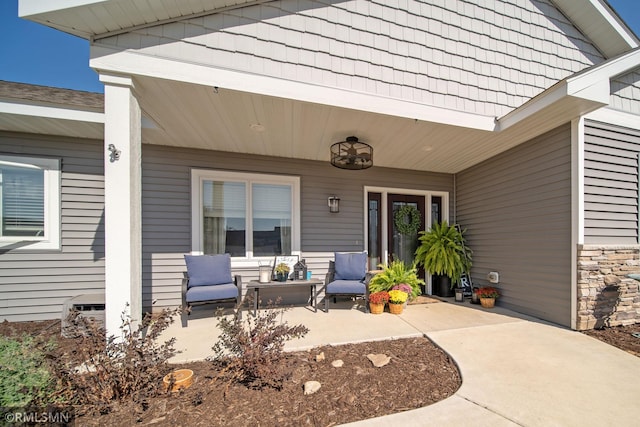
xmin=182 ymin=254 xmax=242 ymax=327
xmin=324 ymin=252 xmax=372 ymax=312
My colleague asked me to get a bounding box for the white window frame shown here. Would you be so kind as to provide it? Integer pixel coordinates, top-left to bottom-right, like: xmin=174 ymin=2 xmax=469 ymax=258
xmin=191 ymin=169 xmax=301 ymax=267
xmin=0 ymin=154 xmax=61 ymax=251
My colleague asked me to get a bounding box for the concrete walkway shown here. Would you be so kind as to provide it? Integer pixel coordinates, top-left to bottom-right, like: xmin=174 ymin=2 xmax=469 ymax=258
xmin=160 ymin=299 xmax=640 ymax=426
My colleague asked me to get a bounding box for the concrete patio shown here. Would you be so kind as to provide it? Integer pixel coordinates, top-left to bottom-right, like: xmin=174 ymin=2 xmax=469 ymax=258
xmin=160 ymin=298 xmax=640 ymax=426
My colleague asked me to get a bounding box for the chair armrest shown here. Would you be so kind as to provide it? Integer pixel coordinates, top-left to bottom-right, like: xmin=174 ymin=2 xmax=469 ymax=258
xmin=233 ymin=275 xmax=242 ymax=291
xmin=325 ymin=260 xmax=336 ymax=285
xmin=181 ymin=272 xmax=189 ymax=312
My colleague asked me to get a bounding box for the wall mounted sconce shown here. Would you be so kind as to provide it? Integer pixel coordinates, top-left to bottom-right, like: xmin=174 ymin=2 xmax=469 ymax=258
xmin=108 ymin=144 xmax=121 ymax=162
xmin=328 ymin=196 xmax=340 ymax=213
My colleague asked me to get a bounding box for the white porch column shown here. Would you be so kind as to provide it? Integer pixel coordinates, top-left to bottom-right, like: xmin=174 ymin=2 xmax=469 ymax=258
xmin=100 ymin=73 xmax=142 ymax=336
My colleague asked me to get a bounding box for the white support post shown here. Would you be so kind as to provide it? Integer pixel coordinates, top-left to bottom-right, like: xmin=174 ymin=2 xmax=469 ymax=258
xmin=100 ymin=73 xmax=142 ymax=337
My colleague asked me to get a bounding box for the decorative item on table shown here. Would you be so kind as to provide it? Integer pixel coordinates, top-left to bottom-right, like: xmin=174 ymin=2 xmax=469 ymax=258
xmin=271 ymin=255 xmax=299 ymax=280
xmin=293 ymin=259 xmax=308 ymax=280
xmin=388 ymin=290 xmax=408 ymax=314
xmin=477 ymin=286 xmax=499 ymax=308
xmin=274 ymin=263 xmax=291 ymax=282
xmin=258 ymin=261 xmax=272 ymax=283
xmin=368 ymin=291 xmax=389 ymax=314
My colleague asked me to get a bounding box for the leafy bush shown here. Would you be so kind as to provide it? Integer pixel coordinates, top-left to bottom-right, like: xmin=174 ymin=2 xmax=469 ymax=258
xmin=368 ymin=259 xmax=424 ymax=299
xmin=0 ymin=335 xmax=58 ymax=407
xmin=415 ymin=221 xmax=472 ymax=285
xmin=51 ymin=307 xmax=179 ymax=414
xmin=211 ymin=300 xmax=309 ymax=390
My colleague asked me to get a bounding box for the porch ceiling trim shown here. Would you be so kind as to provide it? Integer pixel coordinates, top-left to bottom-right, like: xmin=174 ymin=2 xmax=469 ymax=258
xmin=90 ymin=46 xmax=498 ymax=132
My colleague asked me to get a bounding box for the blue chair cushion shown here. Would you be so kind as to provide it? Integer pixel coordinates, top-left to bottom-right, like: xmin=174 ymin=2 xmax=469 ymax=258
xmin=334 ymin=252 xmax=367 ymax=280
xmin=184 ymin=254 xmax=233 ymax=287
xmin=326 ymin=279 xmax=366 ymax=295
xmin=185 ymin=282 xmax=238 ymax=303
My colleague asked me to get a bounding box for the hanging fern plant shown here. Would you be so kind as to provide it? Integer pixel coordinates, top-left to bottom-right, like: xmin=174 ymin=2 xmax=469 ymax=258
xmin=394 ymin=205 xmax=422 ymax=236
xmin=414 ymin=221 xmax=472 ymax=285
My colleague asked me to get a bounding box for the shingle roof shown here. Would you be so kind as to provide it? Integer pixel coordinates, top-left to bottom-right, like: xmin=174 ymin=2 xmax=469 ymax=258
xmin=0 ymin=80 xmax=103 ymax=111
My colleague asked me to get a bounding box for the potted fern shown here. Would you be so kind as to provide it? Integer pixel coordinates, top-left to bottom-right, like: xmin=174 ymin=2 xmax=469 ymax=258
xmin=414 ymin=221 xmax=472 ymax=297
xmin=368 ymin=259 xmax=424 ymax=301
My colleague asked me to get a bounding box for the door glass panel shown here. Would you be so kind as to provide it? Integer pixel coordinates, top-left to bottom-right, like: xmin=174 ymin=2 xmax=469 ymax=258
xmin=431 ymin=196 xmax=442 ymax=225
xmin=390 ymin=201 xmax=421 ymax=266
xmin=367 ymin=193 xmax=382 ymax=269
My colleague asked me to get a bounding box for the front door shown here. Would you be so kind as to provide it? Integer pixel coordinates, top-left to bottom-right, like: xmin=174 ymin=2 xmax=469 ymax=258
xmin=387 ymin=194 xmax=425 ymax=266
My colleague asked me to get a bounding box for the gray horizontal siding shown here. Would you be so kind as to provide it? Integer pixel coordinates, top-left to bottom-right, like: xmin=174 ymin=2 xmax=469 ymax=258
xmin=0 ymin=132 xmax=105 ymax=322
xmin=142 ymin=144 xmax=453 ymax=310
xmin=456 ymin=124 xmax=572 ymax=327
xmin=584 ymin=120 xmax=640 ymax=245
xmin=100 ymin=0 xmax=602 ymax=118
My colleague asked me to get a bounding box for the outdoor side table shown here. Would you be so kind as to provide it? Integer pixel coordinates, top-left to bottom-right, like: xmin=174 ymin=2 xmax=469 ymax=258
xmin=246 ymin=279 xmax=323 ymax=315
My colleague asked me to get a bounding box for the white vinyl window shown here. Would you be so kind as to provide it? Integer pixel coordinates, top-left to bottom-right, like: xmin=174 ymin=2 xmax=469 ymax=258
xmin=191 ymin=169 xmax=300 ymax=262
xmin=0 ymin=155 xmax=61 ymax=250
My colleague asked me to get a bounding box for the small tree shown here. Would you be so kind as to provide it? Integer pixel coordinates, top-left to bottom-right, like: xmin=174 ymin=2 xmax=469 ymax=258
xmin=211 ymin=300 xmax=308 ymax=390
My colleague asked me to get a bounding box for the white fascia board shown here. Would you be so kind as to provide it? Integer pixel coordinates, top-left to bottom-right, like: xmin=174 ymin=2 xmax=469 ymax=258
xmin=586 ymin=107 xmax=640 ymax=131
xmin=0 ymin=99 xmax=104 ymax=124
xmin=499 ymin=48 xmax=640 ymax=131
xmin=18 ymin=0 xmax=105 ymax=17
xmin=588 ymin=0 xmax=639 ymax=48
xmin=90 ymin=46 xmax=497 ymax=132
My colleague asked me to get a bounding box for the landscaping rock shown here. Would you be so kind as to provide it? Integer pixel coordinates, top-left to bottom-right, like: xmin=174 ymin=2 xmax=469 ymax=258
xmin=331 ymin=359 xmax=344 ymax=368
xmin=304 ymin=380 xmax=321 ymax=395
xmin=367 ymin=353 xmax=391 ymax=367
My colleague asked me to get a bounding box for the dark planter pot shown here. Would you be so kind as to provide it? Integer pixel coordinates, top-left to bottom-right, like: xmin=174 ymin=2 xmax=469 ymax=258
xmin=434 ymin=275 xmax=454 ymax=297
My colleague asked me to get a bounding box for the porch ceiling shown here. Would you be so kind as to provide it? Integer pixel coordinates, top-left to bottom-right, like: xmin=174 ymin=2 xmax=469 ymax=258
xmin=134 ymin=75 xmax=597 ymax=173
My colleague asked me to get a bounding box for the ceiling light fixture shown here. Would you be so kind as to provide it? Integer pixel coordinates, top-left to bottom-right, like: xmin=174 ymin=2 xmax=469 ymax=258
xmin=330 ymin=136 xmax=373 ymax=170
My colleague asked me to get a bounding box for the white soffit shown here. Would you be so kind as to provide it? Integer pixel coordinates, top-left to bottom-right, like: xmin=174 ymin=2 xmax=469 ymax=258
xmin=90 ymin=47 xmax=498 ymax=132
xmin=553 ymin=0 xmax=639 ymax=57
xmin=18 ymin=0 xmax=267 ymax=39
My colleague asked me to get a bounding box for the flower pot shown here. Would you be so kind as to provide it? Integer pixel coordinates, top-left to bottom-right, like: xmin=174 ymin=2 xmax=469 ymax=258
xmin=163 ymin=369 xmax=194 ymax=392
xmin=480 ymin=297 xmax=495 ymax=308
xmin=369 ymin=302 xmax=384 ymax=314
xmin=389 ymin=303 xmax=403 ymax=314
xmin=276 ymin=272 xmax=288 ymax=282
xmin=434 ymin=275 xmax=454 ymax=297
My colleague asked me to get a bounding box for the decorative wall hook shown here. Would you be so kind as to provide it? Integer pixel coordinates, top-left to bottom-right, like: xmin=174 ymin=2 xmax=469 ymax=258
xmin=108 ymin=144 xmax=121 ymax=162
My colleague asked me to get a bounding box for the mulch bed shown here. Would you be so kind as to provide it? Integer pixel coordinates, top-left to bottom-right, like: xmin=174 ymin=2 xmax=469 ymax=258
xmin=1 ymin=319 xmax=460 ymax=427
xmin=4 ymin=314 xmax=640 ymax=426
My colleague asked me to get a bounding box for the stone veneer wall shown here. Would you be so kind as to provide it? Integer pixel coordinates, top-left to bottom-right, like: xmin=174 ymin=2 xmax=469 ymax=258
xmin=577 ymin=245 xmax=640 ymax=330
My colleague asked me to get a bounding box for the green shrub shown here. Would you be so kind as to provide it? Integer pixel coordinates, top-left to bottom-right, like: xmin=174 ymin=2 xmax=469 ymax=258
xmin=0 ymin=335 xmax=56 ymax=407
xmin=368 ymin=259 xmax=425 ymax=299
